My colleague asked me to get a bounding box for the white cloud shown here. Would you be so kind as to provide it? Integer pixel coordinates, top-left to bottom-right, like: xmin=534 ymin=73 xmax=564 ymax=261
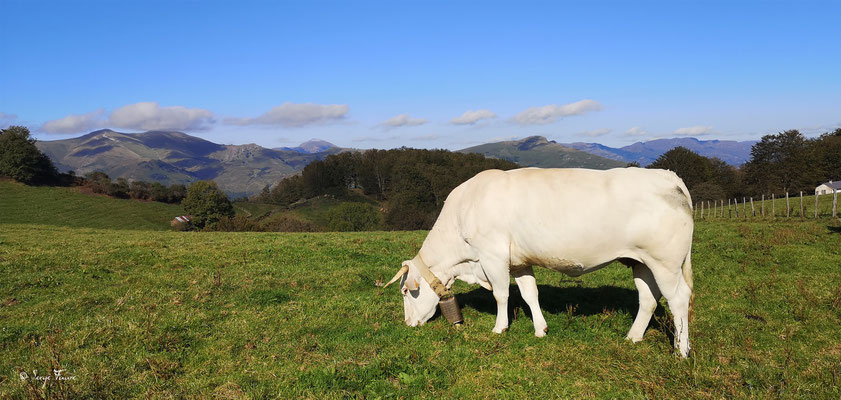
xmin=451 ymin=109 xmax=496 ymax=125
xmin=513 ymin=100 xmax=602 ymax=125
xmin=673 ymin=125 xmax=715 ymax=136
xmin=352 ymin=135 xmax=399 ymax=143
xmin=226 ymin=102 xmax=348 ymax=127
xmin=110 ymin=102 xmax=215 ymax=131
xmin=379 ymin=114 xmax=428 ymax=129
xmin=0 ymin=112 xmax=18 ymax=121
xmin=42 ymin=109 xmax=106 ymax=134
xmin=625 ymin=126 xmax=647 ymax=136
xmin=579 ymin=128 xmax=611 ymax=137
xmin=411 ymin=134 xmax=442 ymax=141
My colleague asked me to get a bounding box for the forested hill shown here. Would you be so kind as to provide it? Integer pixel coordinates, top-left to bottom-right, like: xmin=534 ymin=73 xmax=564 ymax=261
xmin=459 ymin=136 xmax=627 ymax=169
xmin=253 ymin=148 xmax=519 ymax=230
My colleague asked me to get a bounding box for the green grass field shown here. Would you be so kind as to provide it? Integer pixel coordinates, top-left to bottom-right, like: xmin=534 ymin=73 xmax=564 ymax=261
xmin=1 ymin=183 xmax=840 ymax=398
xmin=0 ymin=180 xmax=184 ymax=231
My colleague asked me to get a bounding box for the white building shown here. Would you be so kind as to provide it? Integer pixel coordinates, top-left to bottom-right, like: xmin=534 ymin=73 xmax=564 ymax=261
xmin=815 ymin=180 xmax=841 ymax=195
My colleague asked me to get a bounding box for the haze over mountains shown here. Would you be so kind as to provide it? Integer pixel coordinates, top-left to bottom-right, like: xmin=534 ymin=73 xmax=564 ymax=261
xmin=35 ymin=130 xmax=756 ymax=197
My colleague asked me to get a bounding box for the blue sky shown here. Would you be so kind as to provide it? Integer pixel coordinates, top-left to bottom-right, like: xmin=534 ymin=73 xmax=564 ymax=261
xmin=2 ymin=0 xmax=839 ymax=149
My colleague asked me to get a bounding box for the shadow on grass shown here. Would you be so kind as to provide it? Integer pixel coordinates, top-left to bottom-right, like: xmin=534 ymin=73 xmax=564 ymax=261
xmin=457 ymin=284 xmax=637 ymax=317
xmin=454 ymin=284 xmax=673 ymax=341
xmin=827 ymin=225 xmax=841 ymax=234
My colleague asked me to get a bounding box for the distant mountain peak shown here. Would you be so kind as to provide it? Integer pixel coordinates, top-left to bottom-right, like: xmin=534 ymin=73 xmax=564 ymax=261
xmin=516 ymin=136 xmax=553 ymax=150
xmin=274 ymin=139 xmax=337 ymax=154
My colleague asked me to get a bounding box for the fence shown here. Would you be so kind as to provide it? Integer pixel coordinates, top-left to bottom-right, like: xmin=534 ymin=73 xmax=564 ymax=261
xmin=694 ymin=189 xmax=838 ymax=220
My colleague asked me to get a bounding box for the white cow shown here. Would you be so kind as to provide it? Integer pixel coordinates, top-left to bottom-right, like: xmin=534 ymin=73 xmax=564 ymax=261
xmin=384 ymin=167 xmax=695 ymax=357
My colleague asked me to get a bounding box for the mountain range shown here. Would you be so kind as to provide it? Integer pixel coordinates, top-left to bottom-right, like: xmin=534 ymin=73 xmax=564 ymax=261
xmin=36 ymin=130 xmax=341 ymax=198
xmin=562 ymin=137 xmax=755 ymax=166
xmin=36 ymin=130 xmax=757 ymax=197
xmin=459 ymin=136 xmax=627 ymax=169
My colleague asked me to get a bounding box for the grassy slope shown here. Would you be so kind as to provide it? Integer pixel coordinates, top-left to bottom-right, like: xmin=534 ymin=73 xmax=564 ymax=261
xmin=235 ymin=192 xmax=381 ymax=229
xmin=1 ymin=220 xmax=840 ymax=398
xmin=0 ymin=180 xmax=183 ymax=231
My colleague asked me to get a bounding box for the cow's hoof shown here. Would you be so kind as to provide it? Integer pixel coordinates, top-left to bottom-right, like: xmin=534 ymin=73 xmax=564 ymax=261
xmin=625 ymin=334 xmax=644 ymax=343
xmin=534 ymin=326 xmax=548 ymax=337
xmin=492 ymin=327 xmax=508 ymax=334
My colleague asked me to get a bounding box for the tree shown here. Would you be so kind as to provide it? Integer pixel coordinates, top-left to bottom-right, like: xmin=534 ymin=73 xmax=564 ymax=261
xmin=814 ymin=128 xmax=841 ymax=183
xmin=129 ymin=181 xmax=151 ymax=200
xmin=149 ymin=182 xmax=169 ymax=202
xmin=325 ymin=202 xmax=381 ymax=231
xmin=647 ymin=146 xmax=711 ymax=192
xmin=111 ymin=177 xmax=130 ymax=198
xmin=167 ymin=184 xmax=187 ymax=203
xmin=743 ymin=130 xmax=819 ymax=194
xmin=85 ymin=171 xmax=112 ymax=194
xmin=0 ymin=126 xmax=57 ymax=184
xmin=182 ymin=180 xmax=234 ymax=229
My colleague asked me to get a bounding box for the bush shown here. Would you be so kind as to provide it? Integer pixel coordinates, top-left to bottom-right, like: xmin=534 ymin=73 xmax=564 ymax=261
xmin=182 ymin=181 xmax=234 ymax=229
xmin=0 ymin=126 xmax=57 ymax=184
xmin=85 ymin=171 xmax=112 ymax=194
xmin=326 ymin=202 xmax=381 ymax=231
xmin=261 ymin=215 xmax=322 ymax=232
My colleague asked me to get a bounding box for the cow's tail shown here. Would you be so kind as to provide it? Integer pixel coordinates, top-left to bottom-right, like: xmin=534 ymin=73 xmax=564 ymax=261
xmin=682 ymin=242 xmax=695 ymax=324
xmin=682 ymin=243 xmax=693 ymax=291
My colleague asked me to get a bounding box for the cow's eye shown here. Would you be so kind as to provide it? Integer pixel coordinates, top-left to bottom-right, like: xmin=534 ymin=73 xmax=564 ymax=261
xmin=402 ymin=287 xmax=409 ymax=295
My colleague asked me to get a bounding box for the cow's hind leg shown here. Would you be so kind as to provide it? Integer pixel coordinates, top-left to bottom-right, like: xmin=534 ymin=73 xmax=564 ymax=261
xmin=513 ymin=266 xmax=548 ymax=337
xmin=626 ymin=263 xmax=661 ymax=342
xmin=643 ymin=257 xmax=692 ymax=358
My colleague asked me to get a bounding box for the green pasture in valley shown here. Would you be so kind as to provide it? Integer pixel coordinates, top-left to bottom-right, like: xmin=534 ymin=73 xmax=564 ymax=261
xmin=1 ymin=185 xmax=840 ymax=398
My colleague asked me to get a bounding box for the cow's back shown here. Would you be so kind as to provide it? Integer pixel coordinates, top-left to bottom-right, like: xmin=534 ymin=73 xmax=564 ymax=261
xmin=438 ymin=167 xmax=693 ymax=271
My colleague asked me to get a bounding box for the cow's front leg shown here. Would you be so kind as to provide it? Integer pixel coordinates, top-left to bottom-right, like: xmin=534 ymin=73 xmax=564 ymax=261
xmin=480 ymin=255 xmax=512 ymax=333
xmin=491 ymin=280 xmax=510 ymax=333
xmin=513 ymin=266 xmax=548 ymax=337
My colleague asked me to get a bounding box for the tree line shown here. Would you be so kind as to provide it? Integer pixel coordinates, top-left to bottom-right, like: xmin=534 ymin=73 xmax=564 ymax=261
xmin=83 ymin=171 xmax=187 ymax=203
xmin=253 ymin=148 xmax=518 ymax=230
xmin=647 ymin=129 xmax=841 ymax=201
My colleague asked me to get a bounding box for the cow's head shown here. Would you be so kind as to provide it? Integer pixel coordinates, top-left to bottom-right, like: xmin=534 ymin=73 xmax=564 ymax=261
xmin=384 ymin=258 xmax=463 ymax=326
xmin=384 ymin=260 xmax=439 ymax=326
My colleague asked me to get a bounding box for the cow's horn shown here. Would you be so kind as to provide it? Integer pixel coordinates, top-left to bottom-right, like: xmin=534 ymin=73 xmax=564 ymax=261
xmin=383 ymin=265 xmax=409 ymax=288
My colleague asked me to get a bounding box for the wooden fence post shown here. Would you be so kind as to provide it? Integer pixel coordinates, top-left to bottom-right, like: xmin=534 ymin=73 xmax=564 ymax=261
xmin=750 ymin=197 xmax=755 ymax=217
xmin=714 ymin=200 xmax=717 ymax=218
xmin=700 ymin=200 xmax=704 ymax=219
xmin=735 ymin=198 xmax=739 ymax=218
xmin=786 ymin=192 xmax=790 ymax=218
xmin=728 ymin=198 xmax=732 ymax=218
xmin=815 ymin=192 xmax=819 ymax=219
xmin=800 ymin=191 xmax=804 ymax=220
